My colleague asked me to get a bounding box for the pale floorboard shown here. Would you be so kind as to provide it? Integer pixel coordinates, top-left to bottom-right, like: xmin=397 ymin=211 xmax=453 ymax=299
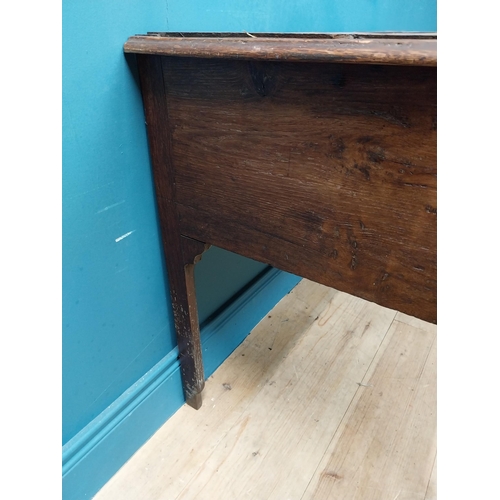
xmin=94 ymin=279 xmax=436 ymax=500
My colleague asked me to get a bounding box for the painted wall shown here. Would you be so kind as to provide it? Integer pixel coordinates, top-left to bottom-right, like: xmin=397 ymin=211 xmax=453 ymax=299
xmin=164 ymin=0 xmax=436 ymax=32
xmin=63 ymin=0 xmax=436 ymax=498
xmin=62 ymin=4 xmax=272 ymax=445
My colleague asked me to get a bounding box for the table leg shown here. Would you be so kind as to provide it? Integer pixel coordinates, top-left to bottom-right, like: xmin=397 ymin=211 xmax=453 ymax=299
xmin=136 ymin=55 xmax=210 ymax=408
xmin=168 ymin=236 xmax=210 ymax=409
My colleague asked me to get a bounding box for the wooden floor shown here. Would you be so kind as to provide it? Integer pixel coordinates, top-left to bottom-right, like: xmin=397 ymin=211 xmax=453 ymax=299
xmin=95 ymin=279 xmax=436 ymax=500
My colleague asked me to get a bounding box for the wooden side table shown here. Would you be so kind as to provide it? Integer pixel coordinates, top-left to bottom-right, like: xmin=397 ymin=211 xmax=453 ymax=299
xmin=124 ymin=33 xmax=437 ymax=408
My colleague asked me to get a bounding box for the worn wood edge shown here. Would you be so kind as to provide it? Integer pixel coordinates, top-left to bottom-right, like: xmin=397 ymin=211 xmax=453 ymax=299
xmin=181 ymin=235 xmax=210 ymax=266
xmin=144 ymin=32 xmax=437 ymax=39
xmin=124 ymin=35 xmax=436 ymax=66
xmin=186 ymin=392 xmax=203 ymax=410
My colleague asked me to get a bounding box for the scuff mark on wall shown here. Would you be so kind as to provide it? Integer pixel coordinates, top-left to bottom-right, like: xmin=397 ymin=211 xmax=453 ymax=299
xmin=96 ymin=200 xmax=126 ymax=214
xmin=115 ymin=230 xmax=135 ymax=242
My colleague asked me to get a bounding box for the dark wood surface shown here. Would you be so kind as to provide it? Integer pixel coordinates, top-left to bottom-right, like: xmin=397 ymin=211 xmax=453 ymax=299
xmin=125 ymin=33 xmax=436 ymax=66
xmin=126 ymin=33 xmax=437 ymax=406
xmin=136 ymin=55 xmax=209 ymax=409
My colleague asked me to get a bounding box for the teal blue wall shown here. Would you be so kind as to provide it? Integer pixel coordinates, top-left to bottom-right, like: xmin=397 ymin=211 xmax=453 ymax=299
xmin=164 ymin=0 xmax=436 ymax=32
xmin=62 ymin=4 xmax=272 ymax=445
xmin=63 ymin=1 xmax=436 ymax=498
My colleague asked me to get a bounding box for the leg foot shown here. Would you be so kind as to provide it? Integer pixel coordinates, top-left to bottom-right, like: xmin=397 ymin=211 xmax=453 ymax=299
xmin=186 ymin=391 xmax=203 ymax=410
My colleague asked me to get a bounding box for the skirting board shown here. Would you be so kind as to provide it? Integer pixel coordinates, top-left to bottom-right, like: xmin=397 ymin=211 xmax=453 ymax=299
xmin=62 ymin=268 xmax=302 ymax=500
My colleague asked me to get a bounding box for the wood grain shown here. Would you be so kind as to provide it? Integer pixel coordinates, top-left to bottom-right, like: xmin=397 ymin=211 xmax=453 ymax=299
xmin=125 ymin=34 xmax=436 ymax=66
xmin=128 ymin=34 xmax=436 ymax=408
xmin=93 ymin=279 xmax=436 ymax=500
xmin=303 ymin=313 xmax=436 ymax=499
xmin=136 ymin=55 xmax=209 ymax=407
xmin=161 ymin=57 xmax=436 ymax=322
xmin=174 ymin=289 xmax=396 ymax=500
xmin=424 ymin=454 xmax=437 ymax=500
